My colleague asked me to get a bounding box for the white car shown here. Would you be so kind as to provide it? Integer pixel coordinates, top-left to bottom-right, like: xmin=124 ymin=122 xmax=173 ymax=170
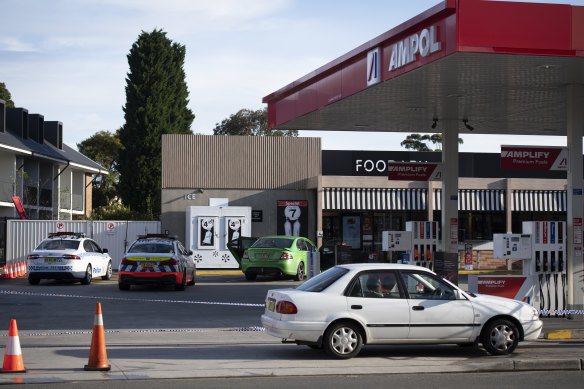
xmin=27 ymin=232 xmax=113 ymax=285
xmin=261 ymin=263 xmax=543 ymax=359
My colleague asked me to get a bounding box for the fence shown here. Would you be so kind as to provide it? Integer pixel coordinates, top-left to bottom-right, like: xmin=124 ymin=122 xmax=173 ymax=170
xmin=5 ymin=220 xmax=160 ymax=270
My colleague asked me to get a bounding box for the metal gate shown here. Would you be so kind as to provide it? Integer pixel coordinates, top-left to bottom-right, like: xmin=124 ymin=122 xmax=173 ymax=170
xmin=5 ymin=220 xmax=160 ymax=270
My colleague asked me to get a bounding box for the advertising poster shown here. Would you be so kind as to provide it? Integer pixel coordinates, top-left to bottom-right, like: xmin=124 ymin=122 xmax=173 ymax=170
xmin=225 ymin=218 xmax=243 ymax=249
xmin=464 ymin=243 xmax=473 ymax=271
xmin=277 ymin=201 xmax=308 ymax=237
xmin=342 ymin=216 xmax=361 ymax=249
xmin=199 ymin=217 xmax=216 ymax=249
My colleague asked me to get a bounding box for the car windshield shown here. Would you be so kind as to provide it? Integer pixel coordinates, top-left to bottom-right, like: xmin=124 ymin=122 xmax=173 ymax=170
xmin=251 ymin=238 xmax=293 ymax=249
xmin=36 ymin=240 xmax=80 ymax=250
xmin=128 ymin=242 xmax=174 ymax=253
xmin=296 ymin=267 xmax=349 ymax=292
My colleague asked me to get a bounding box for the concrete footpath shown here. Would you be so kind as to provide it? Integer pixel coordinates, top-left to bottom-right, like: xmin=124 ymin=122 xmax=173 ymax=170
xmin=1 ymin=321 xmax=583 ymax=385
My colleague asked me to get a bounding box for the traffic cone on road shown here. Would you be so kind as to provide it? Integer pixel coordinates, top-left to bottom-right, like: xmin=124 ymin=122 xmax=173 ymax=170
xmin=8 ymin=265 xmax=15 ymax=279
xmin=16 ymin=263 xmax=23 ymax=277
xmin=1 ymin=265 xmax=7 ymax=279
xmin=1 ymin=319 xmax=26 ymax=373
xmin=84 ymin=302 xmax=111 ymax=371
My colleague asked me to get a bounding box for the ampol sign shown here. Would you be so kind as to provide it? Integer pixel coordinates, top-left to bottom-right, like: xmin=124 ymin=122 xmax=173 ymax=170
xmin=501 ymin=145 xmax=567 ymax=171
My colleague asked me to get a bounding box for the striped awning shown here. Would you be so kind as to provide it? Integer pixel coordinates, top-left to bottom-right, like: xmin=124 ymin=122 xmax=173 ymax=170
xmin=511 ymin=190 xmax=566 ymax=212
xmin=322 ymin=188 xmax=427 ymax=211
xmin=434 ymin=189 xmax=505 ymax=211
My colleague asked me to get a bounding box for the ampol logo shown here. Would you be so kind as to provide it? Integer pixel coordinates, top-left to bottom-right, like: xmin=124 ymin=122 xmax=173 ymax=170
xmin=367 ymin=47 xmax=380 ymax=87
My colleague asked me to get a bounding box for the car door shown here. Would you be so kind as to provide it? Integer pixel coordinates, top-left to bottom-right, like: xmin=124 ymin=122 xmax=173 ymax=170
xmin=400 ymin=271 xmax=476 ymax=341
xmin=295 ymin=239 xmax=308 ymax=268
xmin=345 ymin=270 xmax=410 ymax=341
xmin=88 ymin=240 xmax=108 ymax=275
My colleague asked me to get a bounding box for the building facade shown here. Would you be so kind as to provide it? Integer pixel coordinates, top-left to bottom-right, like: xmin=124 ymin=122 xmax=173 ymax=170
xmin=161 ymin=134 xmax=571 ymax=262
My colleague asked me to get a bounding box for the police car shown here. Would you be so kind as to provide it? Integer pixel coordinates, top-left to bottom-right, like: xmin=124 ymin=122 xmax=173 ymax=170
xmin=27 ymin=232 xmax=113 ymax=285
xmin=118 ymin=234 xmax=196 ymax=291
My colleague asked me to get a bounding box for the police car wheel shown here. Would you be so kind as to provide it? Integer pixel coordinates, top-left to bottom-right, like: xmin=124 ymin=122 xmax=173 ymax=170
xmin=101 ymin=261 xmax=112 ymax=280
xmin=187 ymin=269 xmax=196 ymax=286
xmin=80 ymin=265 xmax=92 ymax=285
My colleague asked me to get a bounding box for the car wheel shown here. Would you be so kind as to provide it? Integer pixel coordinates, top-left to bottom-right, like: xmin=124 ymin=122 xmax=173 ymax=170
xmin=481 ymin=319 xmax=519 ymax=355
xmin=119 ymin=283 xmax=130 ymax=291
xmin=244 ymin=272 xmax=257 ymax=281
xmin=80 ymin=265 xmax=92 ymax=285
xmin=187 ymin=270 xmax=196 ymax=286
xmin=175 ymin=270 xmax=187 ymax=291
xmin=28 ymin=276 xmax=40 ymax=285
xmin=101 ymin=261 xmax=112 ymax=280
xmin=294 ymin=261 xmax=305 ymax=281
xmin=323 ymin=322 xmax=363 ymax=359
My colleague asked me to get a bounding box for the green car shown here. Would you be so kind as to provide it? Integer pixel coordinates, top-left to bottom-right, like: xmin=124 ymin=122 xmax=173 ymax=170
xmin=240 ymin=236 xmax=316 ymax=281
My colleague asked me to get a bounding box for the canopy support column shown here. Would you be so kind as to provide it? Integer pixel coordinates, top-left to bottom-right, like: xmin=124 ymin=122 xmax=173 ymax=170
xmin=566 ymin=84 xmax=584 ymax=317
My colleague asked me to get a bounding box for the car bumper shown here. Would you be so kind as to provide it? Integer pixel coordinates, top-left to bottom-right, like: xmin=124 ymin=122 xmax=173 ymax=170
xmin=522 ymin=319 xmax=543 ymax=340
xmin=119 ymin=271 xmax=181 ymax=285
xmin=243 ymin=261 xmax=298 ymax=276
xmin=28 ymin=270 xmax=85 ymax=280
xmin=261 ymin=314 xmax=325 ymax=342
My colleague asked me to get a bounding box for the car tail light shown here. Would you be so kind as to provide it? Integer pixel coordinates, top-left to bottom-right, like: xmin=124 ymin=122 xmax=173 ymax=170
xmin=280 ymin=252 xmax=293 ymax=260
xmin=243 ymin=252 xmax=249 ymax=260
xmin=27 ymin=254 xmax=40 ymax=260
xmin=276 ymin=301 xmax=298 ymax=314
xmin=62 ymin=254 xmax=80 ymax=260
xmin=164 ymin=258 xmax=178 ymax=265
xmin=121 ymin=257 xmax=136 ymax=265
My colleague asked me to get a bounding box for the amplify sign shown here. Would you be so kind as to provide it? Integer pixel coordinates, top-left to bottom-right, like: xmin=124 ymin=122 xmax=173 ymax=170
xmin=388 ymin=162 xmax=442 ymax=181
xmin=500 ymin=145 xmax=567 ymax=171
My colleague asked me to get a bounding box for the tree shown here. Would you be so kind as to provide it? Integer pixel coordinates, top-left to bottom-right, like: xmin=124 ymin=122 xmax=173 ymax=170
xmin=213 ymin=108 xmax=298 ymax=137
xmin=0 ymin=82 xmax=15 ymax=108
xmin=401 ymin=133 xmax=463 ymax=152
xmin=118 ymin=29 xmax=194 ymax=219
xmin=77 ymin=130 xmax=121 ymax=208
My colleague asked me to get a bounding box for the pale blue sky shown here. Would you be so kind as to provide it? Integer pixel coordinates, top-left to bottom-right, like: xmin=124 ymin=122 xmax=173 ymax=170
xmin=1 ymin=0 xmax=583 ymax=152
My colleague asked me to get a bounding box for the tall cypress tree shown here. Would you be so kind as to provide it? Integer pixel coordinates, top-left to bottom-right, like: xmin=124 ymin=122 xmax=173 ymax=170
xmin=118 ymin=29 xmax=194 ymax=218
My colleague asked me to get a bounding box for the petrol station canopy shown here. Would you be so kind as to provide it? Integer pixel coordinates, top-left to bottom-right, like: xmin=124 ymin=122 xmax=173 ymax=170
xmin=262 ymin=0 xmax=584 ymax=137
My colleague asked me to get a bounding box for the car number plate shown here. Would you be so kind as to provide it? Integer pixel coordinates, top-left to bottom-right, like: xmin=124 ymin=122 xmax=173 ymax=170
xmin=259 ymin=253 xmax=269 ymax=259
xmin=44 ymin=258 xmax=58 ymax=263
xmin=142 ymin=262 xmax=156 ymax=267
xmin=267 ymin=298 xmax=276 ymax=312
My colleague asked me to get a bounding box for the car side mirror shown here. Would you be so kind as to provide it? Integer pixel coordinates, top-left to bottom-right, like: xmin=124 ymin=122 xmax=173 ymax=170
xmin=102 ymin=248 xmax=108 ymax=254
xmin=187 ymin=250 xmax=193 ymax=256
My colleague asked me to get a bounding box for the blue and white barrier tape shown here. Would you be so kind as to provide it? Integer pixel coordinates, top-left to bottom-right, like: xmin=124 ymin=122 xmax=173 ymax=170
xmin=538 ymin=310 xmax=584 ymax=315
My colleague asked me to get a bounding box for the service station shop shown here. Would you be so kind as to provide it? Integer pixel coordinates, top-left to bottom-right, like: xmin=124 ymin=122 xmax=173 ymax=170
xmin=162 ymin=0 xmax=584 ymax=312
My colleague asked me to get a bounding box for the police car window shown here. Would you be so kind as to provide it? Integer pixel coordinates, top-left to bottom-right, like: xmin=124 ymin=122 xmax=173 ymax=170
xmin=83 ymin=241 xmax=93 ymax=252
xmin=129 ymin=242 xmax=173 ymax=253
xmin=37 ymin=240 xmax=80 ymax=250
xmin=92 ymin=240 xmax=103 ymax=252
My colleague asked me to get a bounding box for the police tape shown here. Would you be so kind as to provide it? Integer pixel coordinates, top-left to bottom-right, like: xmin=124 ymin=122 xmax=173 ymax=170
xmin=0 ymin=327 xmax=266 ymax=338
xmin=0 ymin=289 xmax=264 ymax=307
xmin=538 ymin=310 xmax=584 ymax=315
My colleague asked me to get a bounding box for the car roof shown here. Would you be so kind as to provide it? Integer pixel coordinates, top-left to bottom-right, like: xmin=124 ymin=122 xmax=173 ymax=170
xmin=338 ymin=263 xmax=434 ymax=272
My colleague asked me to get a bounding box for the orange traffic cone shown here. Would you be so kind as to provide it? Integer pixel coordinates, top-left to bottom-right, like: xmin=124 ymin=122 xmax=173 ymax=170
xmin=8 ymin=265 xmax=15 ymax=279
xmin=1 ymin=265 xmax=7 ymax=279
xmin=84 ymin=302 xmax=110 ymax=371
xmin=16 ymin=263 xmax=22 ymax=277
xmin=22 ymin=262 xmax=26 ymax=277
xmin=1 ymin=319 xmax=26 ymax=373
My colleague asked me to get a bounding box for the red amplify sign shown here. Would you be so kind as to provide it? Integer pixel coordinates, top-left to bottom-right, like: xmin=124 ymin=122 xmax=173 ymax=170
xmin=501 ymin=145 xmax=567 ymax=171
xmin=388 ymin=163 xmax=441 ymax=181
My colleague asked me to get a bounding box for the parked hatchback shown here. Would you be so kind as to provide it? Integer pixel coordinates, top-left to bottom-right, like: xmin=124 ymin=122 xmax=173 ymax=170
xmin=241 ymin=236 xmax=316 ymax=281
xmin=262 ymin=263 xmax=543 ymax=359
xmin=27 ymin=232 xmax=112 ymax=285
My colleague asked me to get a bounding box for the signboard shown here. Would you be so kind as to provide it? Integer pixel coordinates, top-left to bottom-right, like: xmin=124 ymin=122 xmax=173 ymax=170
xmin=388 ymin=162 xmax=442 ymax=181
xmin=500 ymin=145 xmax=567 ymax=170
xmin=11 ymin=196 xmax=27 ymax=220
xmin=277 ymin=200 xmax=308 ymax=237
xmin=464 ymin=243 xmax=473 ymax=271
xmin=251 ymin=210 xmax=263 ymax=222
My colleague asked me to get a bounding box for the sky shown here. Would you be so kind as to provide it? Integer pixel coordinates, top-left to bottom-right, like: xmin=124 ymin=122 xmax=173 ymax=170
xmin=1 ymin=0 xmax=584 ymax=153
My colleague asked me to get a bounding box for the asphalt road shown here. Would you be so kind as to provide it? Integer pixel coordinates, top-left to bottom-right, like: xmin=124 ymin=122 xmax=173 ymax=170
xmin=0 ymin=272 xmax=583 ymax=386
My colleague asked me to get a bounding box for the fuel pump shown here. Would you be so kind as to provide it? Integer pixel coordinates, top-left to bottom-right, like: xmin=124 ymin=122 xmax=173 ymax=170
xmin=405 ymin=221 xmax=440 ymax=270
xmin=522 ymin=221 xmax=567 ymax=316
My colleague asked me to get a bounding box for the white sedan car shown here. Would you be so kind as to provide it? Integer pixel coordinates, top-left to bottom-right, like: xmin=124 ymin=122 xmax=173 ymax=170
xmin=27 ymin=232 xmax=113 ymax=285
xmin=261 ymin=263 xmax=543 ymax=359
